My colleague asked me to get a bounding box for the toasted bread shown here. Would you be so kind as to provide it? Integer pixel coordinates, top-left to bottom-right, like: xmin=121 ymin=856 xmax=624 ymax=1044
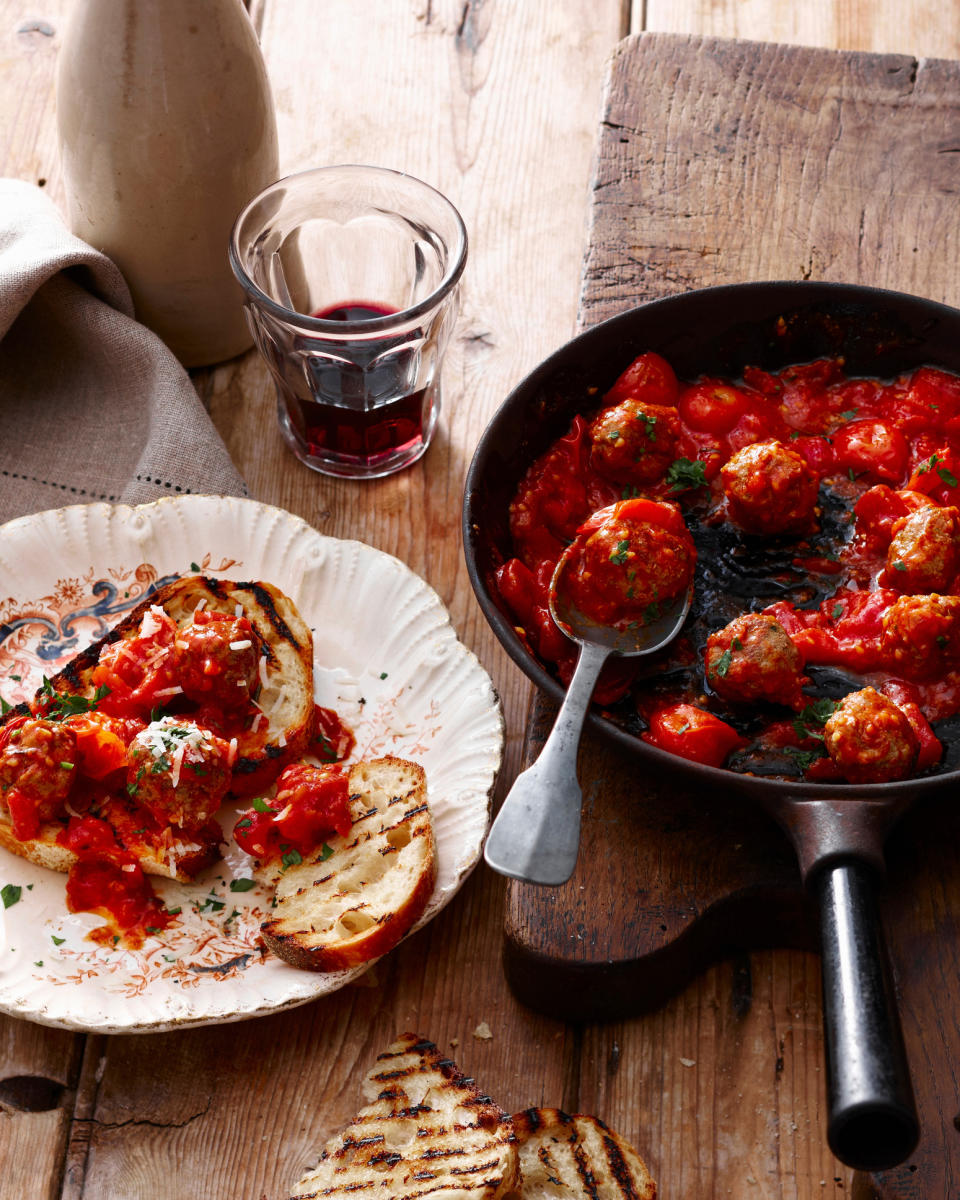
xmin=0 ymin=575 xmax=314 ymax=881
xmin=508 ymin=1109 xmax=656 ymax=1200
xmin=289 ymin=1033 xmax=519 ymax=1200
xmin=257 ymin=757 xmax=436 ymax=971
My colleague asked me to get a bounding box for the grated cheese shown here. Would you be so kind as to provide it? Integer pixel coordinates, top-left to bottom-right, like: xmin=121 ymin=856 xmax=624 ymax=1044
xmin=153 ymin=686 xmax=184 ymax=698
xmin=230 ymin=639 xmax=253 ymax=651
xmin=121 ymin=863 xmax=137 ymax=874
xmin=258 ymin=654 xmax=269 ymax=690
xmin=227 ymin=737 xmax=238 ymax=767
xmin=278 ymin=731 xmax=287 ymax=747
xmin=193 ymin=598 xmax=207 ymax=613
xmin=250 ymin=713 xmax=263 ymax=733
xmin=273 ymin=803 xmax=292 ymax=823
xmin=139 ymin=606 xmax=166 ymax=638
xmin=235 ymin=604 xmax=243 ymax=618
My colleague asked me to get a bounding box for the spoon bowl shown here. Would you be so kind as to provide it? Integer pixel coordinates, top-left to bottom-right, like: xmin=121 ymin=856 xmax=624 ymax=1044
xmin=483 ymin=549 xmax=693 ymax=886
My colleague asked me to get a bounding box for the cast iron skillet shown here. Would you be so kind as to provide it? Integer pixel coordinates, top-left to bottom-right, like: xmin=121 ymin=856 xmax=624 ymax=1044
xmin=463 ymin=281 xmax=960 ymax=1173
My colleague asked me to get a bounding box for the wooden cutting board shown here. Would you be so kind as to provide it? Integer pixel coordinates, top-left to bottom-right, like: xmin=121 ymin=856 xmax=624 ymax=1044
xmin=504 ymin=32 xmax=960 ymax=1193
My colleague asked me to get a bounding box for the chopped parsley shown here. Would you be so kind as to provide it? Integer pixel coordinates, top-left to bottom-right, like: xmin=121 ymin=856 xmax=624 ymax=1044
xmin=605 ymin=427 xmax=622 ymax=442
xmin=1 ymin=884 xmax=22 ymax=909
xmin=620 ymin=485 xmax=641 ymax=500
xmin=319 ymin=843 xmax=334 ymax=862
xmin=379 ymin=672 xmax=388 ymax=680
xmin=229 ymin=877 xmax=256 ymax=892
xmin=832 ymin=603 xmax=844 ymax=621
xmin=39 ymin=679 xmax=111 ymax=721
xmin=251 ymin=797 xmax=273 ymax=813
xmin=711 ymin=648 xmax=733 ymax=678
xmin=784 ymin=746 xmax=825 ymax=770
xmin=939 ymin=466 xmax=959 ymax=489
xmin=792 ymin=698 xmax=841 ymax=742
xmin=51 ymin=935 xmax=66 ymax=946
xmin=839 ymin=409 xmax=858 ymax=420
xmin=666 ymin=457 xmax=707 ymax=493
xmin=609 ymin=539 xmax=630 ymax=565
xmin=0 ymin=697 xmax=11 ymax=716
xmin=280 ymin=849 xmax=303 ymax=872
xmin=917 ymin=453 xmax=941 ymax=475
xmin=235 ymin=817 xmax=253 ymax=832
xmin=892 ymin=560 xmax=907 ymax=572
xmin=638 ymin=412 xmax=658 ymax=441
xmin=642 ymin=601 xmax=661 ymax=623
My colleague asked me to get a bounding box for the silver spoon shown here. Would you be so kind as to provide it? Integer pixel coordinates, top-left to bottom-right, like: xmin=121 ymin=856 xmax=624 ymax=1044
xmin=483 ymin=547 xmax=693 ymax=886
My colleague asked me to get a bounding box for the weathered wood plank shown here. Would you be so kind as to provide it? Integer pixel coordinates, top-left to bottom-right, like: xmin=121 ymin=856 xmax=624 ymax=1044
xmin=643 ymin=0 xmax=960 ymax=59
xmin=0 ymin=8 xmax=84 ymax=1198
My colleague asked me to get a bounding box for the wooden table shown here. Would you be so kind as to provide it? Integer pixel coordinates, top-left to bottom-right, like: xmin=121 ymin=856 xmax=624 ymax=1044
xmin=3 ymin=3 xmax=960 ymax=1198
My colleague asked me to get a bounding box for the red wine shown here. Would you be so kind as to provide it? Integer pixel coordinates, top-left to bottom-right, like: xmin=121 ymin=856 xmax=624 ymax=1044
xmin=268 ymin=300 xmax=438 ymax=477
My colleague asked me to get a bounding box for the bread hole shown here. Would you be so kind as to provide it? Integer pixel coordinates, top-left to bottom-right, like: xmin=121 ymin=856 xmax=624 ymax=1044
xmin=385 ymin=824 xmax=411 ymax=850
xmin=337 ymin=910 xmax=377 ymax=935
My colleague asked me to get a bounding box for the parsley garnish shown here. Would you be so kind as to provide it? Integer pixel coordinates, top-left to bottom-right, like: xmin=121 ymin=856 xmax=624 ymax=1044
xmin=939 ymin=466 xmax=959 ymax=489
xmin=379 ymin=672 xmax=388 ymax=680
xmin=605 ymin=427 xmax=622 ymax=442
xmin=251 ymin=797 xmax=273 ymax=813
xmin=792 ymin=698 xmax=841 ymax=742
xmin=39 ymin=680 xmax=111 ymax=721
xmin=280 ymin=849 xmax=303 ymax=871
xmin=638 ymin=413 xmax=658 ymax=441
xmin=1 ymin=884 xmax=22 ymax=909
xmin=666 ymin=457 xmax=707 ymax=493
xmin=642 ymin=601 xmax=661 ymax=623
xmin=892 ymin=560 xmax=907 ymax=572
xmin=319 ymin=844 xmax=334 ymax=862
xmin=51 ymin=935 xmax=65 ymax=946
xmin=165 ymin=906 xmax=182 ymax=917
xmin=190 ymin=561 xmax=200 ymax=572
xmin=784 ymin=746 xmax=825 ymax=770
xmin=917 ymin=454 xmax=939 ymax=474
xmin=676 ymin=722 xmax=690 ymax=735
xmin=609 ymin=539 xmax=630 ymax=565
xmin=711 ymin=648 xmax=733 ymax=678
xmin=229 ymin=877 xmax=256 ymax=892
xmin=235 ymin=817 xmax=253 ymax=832
xmin=0 ymin=697 xmax=11 ymax=716
xmin=621 ymin=485 xmax=641 ymax=499
xmin=832 ymin=603 xmax=844 ymax=621
xmin=839 ymin=409 xmax=858 ymax=420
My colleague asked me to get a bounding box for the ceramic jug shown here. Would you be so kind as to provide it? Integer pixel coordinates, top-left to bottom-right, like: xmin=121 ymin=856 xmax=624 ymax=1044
xmin=56 ymin=0 xmax=279 ymax=367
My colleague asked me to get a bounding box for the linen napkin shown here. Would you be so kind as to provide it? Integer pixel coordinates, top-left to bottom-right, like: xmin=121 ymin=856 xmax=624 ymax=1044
xmin=0 ymin=178 xmax=248 ymax=526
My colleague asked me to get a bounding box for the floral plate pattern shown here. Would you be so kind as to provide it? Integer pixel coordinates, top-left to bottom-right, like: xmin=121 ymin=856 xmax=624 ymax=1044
xmin=0 ymin=496 xmax=502 ymax=1032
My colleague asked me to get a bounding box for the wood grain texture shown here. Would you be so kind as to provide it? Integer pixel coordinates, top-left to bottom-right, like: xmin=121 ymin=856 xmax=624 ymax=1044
xmin=4 ymin=2 xmax=960 ymax=1199
xmin=643 ymin=0 xmax=960 ymax=60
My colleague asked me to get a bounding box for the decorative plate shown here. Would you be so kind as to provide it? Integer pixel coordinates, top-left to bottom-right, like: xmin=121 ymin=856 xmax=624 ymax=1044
xmin=0 ymin=496 xmax=502 ymax=1032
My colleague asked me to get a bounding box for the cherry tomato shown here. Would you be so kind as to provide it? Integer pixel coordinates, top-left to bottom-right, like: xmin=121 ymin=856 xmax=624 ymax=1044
xmin=789 ymin=435 xmax=835 ymax=476
xmin=831 ymin=419 xmax=909 ymax=484
xmin=494 ymin=558 xmax=539 ymax=627
xmin=604 ymin=352 xmax=679 ymax=407
xmin=679 ymin=382 xmax=746 ymax=434
xmin=642 ymin=704 xmax=746 ymax=767
xmin=907 ymin=447 xmax=960 ymax=505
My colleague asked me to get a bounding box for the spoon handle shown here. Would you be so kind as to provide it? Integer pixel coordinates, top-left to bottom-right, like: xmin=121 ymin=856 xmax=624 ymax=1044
xmin=483 ymin=640 xmax=611 ymax=885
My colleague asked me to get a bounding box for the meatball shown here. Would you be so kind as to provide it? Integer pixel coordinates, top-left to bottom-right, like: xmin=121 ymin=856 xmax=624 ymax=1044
xmin=704 ymin=613 xmax=806 ymax=709
xmin=175 ymin=611 xmax=260 ymax=708
xmin=880 ymin=593 xmax=960 ymax=680
xmin=588 ymin=399 xmax=680 ymax=485
xmin=721 ymin=438 xmax=819 ymax=535
xmin=884 ymin=505 xmax=960 ymax=593
xmin=823 ymin=688 xmax=918 ymax=784
xmin=125 ymin=717 xmax=232 ymax=827
xmin=563 ymin=499 xmax=696 ymax=627
xmin=0 ymin=718 xmax=77 ymax=820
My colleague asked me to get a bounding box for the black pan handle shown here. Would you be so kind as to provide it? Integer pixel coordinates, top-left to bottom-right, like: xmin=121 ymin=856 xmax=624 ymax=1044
xmin=812 ymin=858 xmax=919 ymax=1171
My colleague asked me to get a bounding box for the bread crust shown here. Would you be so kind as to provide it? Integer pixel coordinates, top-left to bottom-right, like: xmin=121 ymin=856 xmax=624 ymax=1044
xmin=509 ymin=1108 xmax=656 ymax=1200
xmin=0 ymin=575 xmax=314 ymax=881
xmin=289 ymin=1033 xmax=519 ymax=1200
xmin=257 ymin=757 xmax=437 ymax=971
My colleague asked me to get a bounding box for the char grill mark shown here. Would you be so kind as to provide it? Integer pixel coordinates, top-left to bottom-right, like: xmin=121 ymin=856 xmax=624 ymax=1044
xmin=238 ymin=580 xmax=302 ymax=647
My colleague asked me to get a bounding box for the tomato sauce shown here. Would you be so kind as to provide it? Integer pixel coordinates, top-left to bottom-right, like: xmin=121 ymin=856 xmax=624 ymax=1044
xmin=0 ymin=591 xmax=357 ymax=939
xmin=494 ymin=352 xmax=960 ymax=780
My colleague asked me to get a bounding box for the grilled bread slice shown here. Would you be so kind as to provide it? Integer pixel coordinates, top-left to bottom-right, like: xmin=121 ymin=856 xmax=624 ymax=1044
xmin=257 ymin=757 xmax=436 ymax=971
xmin=289 ymin=1033 xmax=519 ymax=1200
xmin=0 ymin=575 xmax=314 ymax=881
xmin=508 ymin=1109 xmax=656 ymax=1200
